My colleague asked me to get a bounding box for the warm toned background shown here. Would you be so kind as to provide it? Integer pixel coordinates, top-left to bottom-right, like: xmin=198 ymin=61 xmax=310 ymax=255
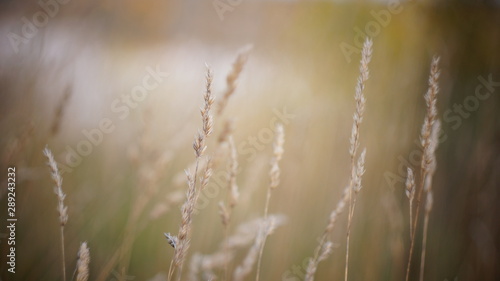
xmin=1 ymin=0 xmax=499 ymax=280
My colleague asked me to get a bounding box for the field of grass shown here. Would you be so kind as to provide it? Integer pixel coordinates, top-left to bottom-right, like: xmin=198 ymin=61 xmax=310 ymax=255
xmin=1 ymin=1 xmax=499 ymax=281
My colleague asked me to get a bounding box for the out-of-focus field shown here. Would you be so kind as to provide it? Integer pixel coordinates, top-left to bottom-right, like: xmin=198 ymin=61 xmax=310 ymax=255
xmin=0 ymin=1 xmax=499 ymax=280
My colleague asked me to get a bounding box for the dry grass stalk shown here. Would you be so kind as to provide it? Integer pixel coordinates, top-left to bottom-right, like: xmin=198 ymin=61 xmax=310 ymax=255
xmin=76 ymin=242 xmax=90 ymax=281
xmin=269 ymin=124 xmax=285 ymax=190
xmin=234 ymin=218 xmax=277 ymax=281
xmin=43 ymin=147 xmax=68 ymax=281
xmin=405 ymin=168 xmax=416 ymax=236
xmin=419 ymin=120 xmax=440 ymax=281
xmin=305 ymin=186 xmax=349 ymax=281
xmin=345 ymin=148 xmax=366 ymax=281
xmin=217 ymin=45 xmax=252 ymax=115
xmin=345 ymin=37 xmax=372 ymax=281
xmin=305 ymin=38 xmax=371 ymax=281
xmin=168 ymin=66 xmax=215 ymax=281
xmin=406 ymin=56 xmax=440 ymax=281
xmin=218 ymin=136 xmax=239 ymax=280
xmin=255 ymin=123 xmax=285 ymax=281
xmin=228 ymin=136 xmax=240 ymax=208
xmin=187 ymin=215 xmax=285 ymax=281
xmin=419 ymin=191 xmax=433 ymax=281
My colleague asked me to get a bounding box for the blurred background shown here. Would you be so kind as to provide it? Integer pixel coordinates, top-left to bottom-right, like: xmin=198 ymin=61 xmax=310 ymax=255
xmin=1 ymin=0 xmax=499 ymax=280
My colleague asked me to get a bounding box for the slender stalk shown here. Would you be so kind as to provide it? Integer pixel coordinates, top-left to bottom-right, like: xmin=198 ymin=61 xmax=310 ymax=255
xmin=419 ymin=191 xmax=433 ymax=281
xmin=217 ymin=45 xmax=252 ymax=115
xmin=43 ymin=147 xmax=68 ymax=281
xmin=345 ymin=149 xmax=366 ymax=281
xmin=224 ymin=224 xmax=230 ymax=281
xmin=345 ymin=37 xmax=372 ymax=281
xmin=406 ymin=168 xmax=416 ymax=238
xmin=255 ymin=124 xmax=284 ymax=281
xmin=168 ymin=66 xmax=214 ymax=281
xmin=406 ymin=56 xmax=440 ymax=281
xmin=60 ymin=226 xmax=67 ymax=281
xmin=255 ymin=188 xmax=272 ymax=281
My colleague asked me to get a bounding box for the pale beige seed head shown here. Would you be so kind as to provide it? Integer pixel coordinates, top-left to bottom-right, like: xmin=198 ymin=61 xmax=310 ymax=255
xmin=228 ymin=136 xmax=239 ymax=207
xmin=76 ymin=242 xmax=90 ymax=281
xmin=405 ymin=167 xmax=415 ymax=200
xmin=217 ymin=45 xmax=252 ymax=115
xmin=353 ymin=148 xmax=366 ymax=193
xmin=270 ymin=124 xmax=285 ymax=189
xmin=349 ymin=38 xmax=372 ymax=159
xmin=43 ymin=147 xmax=68 ymax=226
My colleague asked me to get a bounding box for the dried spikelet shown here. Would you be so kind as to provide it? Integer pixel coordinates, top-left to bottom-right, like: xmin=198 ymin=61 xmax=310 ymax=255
xmin=193 ymin=66 xmax=215 ymax=158
xmin=352 ymin=148 xmax=366 ymax=194
xmin=420 ymin=57 xmax=440 ymax=158
xmin=305 ymin=241 xmax=333 ymax=281
xmin=307 ymin=38 xmax=372 ymax=281
xmin=200 ymin=158 xmax=213 ymax=192
xmin=228 ymin=136 xmax=239 ymax=207
xmin=76 ymin=242 xmax=90 ymax=281
xmin=43 ymin=146 xmax=68 ymax=281
xmin=420 ymin=57 xmax=440 ymax=176
xmin=345 ymin=38 xmax=372 ymax=281
xmin=202 ymin=67 xmax=215 ymax=137
xmin=169 ymin=67 xmax=216 ymax=281
xmin=424 ymin=120 xmax=441 ymax=192
xmin=217 ymin=45 xmax=252 ymax=115
xmin=419 ymin=121 xmax=440 ymax=281
xmin=318 ymin=241 xmax=333 ymax=262
xmin=43 ymin=147 xmax=68 ymax=226
xmin=270 ymin=124 xmax=285 ymax=189
xmin=349 ymin=38 xmax=372 ymax=160
xmin=406 ymin=56 xmax=441 ymax=281
xmin=174 ymin=169 xmax=196 ymax=267
xmin=406 ymin=167 xmax=415 ymax=235
xmin=405 ymin=168 xmax=415 ymax=200
xmin=193 ymin=131 xmax=206 ymax=158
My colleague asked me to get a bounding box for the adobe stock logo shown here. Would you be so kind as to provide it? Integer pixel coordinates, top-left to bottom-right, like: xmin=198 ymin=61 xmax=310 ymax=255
xmin=7 ymin=0 xmax=72 ymax=53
